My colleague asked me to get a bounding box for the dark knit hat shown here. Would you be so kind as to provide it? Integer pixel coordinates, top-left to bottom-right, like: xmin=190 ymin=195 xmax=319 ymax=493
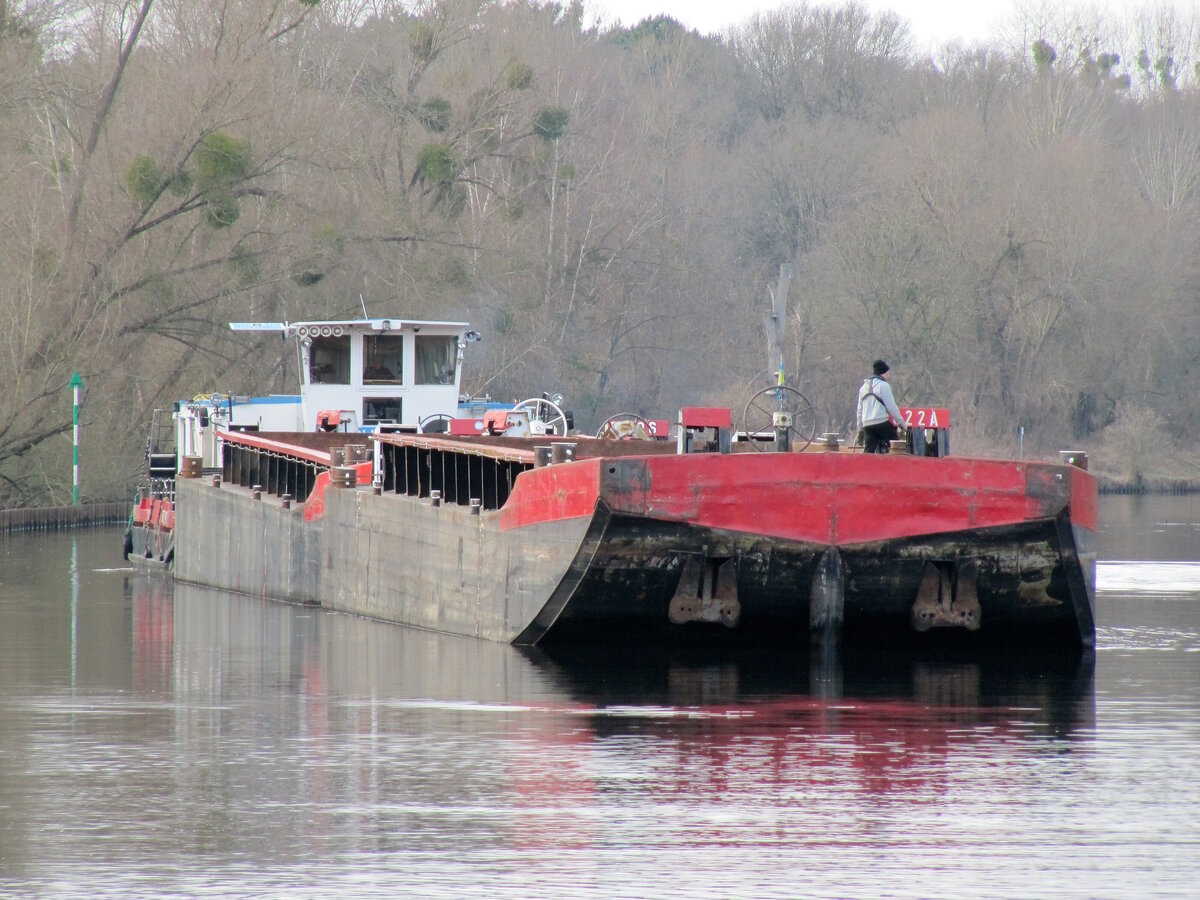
xmin=872 ymin=359 xmax=889 ymax=376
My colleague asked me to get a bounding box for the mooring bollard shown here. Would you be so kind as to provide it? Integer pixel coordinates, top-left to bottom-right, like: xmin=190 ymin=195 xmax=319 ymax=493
xmin=470 ymin=498 xmax=482 ymax=516
xmin=281 ymin=494 xmax=292 ymax=510
xmin=211 ymin=474 xmax=221 ymax=489
xmin=330 ymin=466 xmax=357 ymax=489
xmin=823 ymin=432 xmax=841 ymax=452
xmin=252 ymin=485 xmax=262 ymax=501
xmin=430 ymin=489 xmax=441 ymax=508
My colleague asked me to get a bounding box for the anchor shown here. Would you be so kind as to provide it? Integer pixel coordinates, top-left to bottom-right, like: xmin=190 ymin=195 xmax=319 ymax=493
xmin=911 ymin=559 xmax=981 ymax=631
xmin=668 ymin=555 xmax=741 ymax=627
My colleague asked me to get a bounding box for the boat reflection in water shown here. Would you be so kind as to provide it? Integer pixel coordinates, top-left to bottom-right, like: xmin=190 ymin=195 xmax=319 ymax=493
xmin=525 ymin=642 xmax=1095 ymax=796
xmin=115 ymin=576 xmax=1100 ymax=882
xmin=141 ymin=576 xmax=1095 ymax=753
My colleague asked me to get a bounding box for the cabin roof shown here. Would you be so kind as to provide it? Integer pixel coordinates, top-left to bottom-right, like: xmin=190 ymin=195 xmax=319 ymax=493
xmin=230 ymin=318 xmax=471 ymax=334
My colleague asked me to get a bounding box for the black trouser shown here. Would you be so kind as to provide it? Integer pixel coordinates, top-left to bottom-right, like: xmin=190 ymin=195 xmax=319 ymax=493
xmin=863 ymin=421 xmax=898 ymax=453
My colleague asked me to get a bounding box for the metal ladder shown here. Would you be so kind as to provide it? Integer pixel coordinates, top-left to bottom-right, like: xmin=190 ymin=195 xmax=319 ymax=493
xmin=145 ymin=409 xmax=177 ymax=500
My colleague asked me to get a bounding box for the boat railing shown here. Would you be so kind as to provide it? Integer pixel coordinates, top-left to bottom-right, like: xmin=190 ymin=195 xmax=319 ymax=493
xmin=134 ymin=476 xmax=175 ymax=505
xmin=212 ymin=429 xmax=538 ymax=512
xmin=375 ymin=435 xmax=534 ymax=511
xmin=221 ymin=441 xmax=324 ymax=503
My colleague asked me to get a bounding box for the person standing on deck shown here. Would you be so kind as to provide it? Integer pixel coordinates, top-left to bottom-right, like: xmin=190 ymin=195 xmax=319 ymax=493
xmin=857 ymin=359 xmax=904 ymax=454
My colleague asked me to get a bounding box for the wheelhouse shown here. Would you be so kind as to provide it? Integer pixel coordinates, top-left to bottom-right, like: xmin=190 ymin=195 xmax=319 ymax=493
xmin=230 ymin=318 xmax=476 ymax=433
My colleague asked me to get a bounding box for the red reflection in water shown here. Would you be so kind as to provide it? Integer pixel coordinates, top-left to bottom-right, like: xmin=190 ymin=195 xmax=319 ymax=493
xmin=132 ymin=577 xmax=174 ymax=692
xmin=131 ymin=576 xmax=1091 ymax=860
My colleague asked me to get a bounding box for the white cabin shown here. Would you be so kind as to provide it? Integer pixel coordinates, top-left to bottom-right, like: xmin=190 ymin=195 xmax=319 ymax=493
xmin=173 ymin=317 xmax=478 ymax=470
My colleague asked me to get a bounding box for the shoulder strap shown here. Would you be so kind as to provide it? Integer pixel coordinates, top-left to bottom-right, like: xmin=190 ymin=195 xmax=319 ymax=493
xmin=862 ymin=377 xmax=886 ymax=405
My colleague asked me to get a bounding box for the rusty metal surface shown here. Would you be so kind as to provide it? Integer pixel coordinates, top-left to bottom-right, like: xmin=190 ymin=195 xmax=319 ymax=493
xmin=173 ymin=474 xmax=593 ymax=642
xmin=667 ymin=556 xmax=740 ymax=627
xmin=537 ymin=508 xmax=1093 ymax=647
xmin=171 ymin=433 xmax=1097 ymax=649
xmin=373 ymin=431 xmax=682 ymax=463
xmin=375 ymin=432 xmax=537 ymax=464
xmin=221 ymin=430 xmax=358 ymax=463
xmin=912 ymin=560 xmax=981 ymax=631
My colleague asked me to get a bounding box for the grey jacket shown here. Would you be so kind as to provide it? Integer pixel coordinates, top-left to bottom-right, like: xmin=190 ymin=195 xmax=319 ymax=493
xmin=857 ymin=376 xmax=903 ymax=428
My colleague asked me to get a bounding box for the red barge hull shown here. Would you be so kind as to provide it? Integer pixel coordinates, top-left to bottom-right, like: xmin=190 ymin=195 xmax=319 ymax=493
xmin=161 ymin=431 xmax=1096 ymax=649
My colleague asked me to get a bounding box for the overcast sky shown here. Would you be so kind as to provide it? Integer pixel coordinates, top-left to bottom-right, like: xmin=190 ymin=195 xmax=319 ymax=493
xmin=582 ymin=1 xmax=1134 ymax=51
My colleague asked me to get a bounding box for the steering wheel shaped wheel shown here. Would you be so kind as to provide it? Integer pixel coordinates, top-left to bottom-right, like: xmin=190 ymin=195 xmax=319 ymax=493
xmin=514 ymin=397 xmax=568 ymax=436
xmin=741 ymin=385 xmax=817 ymax=451
xmin=418 ymin=413 xmax=453 ymax=434
xmin=596 ymin=413 xmax=651 ymax=440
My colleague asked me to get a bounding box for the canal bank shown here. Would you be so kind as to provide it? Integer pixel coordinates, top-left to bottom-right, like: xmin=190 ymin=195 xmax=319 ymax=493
xmin=0 ymin=502 xmax=129 ymax=534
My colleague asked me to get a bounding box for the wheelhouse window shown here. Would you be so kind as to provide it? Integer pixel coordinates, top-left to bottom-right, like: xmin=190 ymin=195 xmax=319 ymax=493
xmin=415 ymin=335 xmax=457 ymax=385
xmin=364 ymin=397 xmax=402 ymax=425
xmin=363 ymin=335 xmax=403 ymax=384
xmin=309 ymin=335 xmax=351 ymax=384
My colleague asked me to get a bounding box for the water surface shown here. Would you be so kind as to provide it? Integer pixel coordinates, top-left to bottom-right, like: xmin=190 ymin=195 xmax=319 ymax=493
xmin=0 ymin=497 xmax=1198 ymax=898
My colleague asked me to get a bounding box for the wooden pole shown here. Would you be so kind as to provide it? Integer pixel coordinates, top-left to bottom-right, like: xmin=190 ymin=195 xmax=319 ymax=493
xmin=764 ymin=263 xmax=793 ymax=386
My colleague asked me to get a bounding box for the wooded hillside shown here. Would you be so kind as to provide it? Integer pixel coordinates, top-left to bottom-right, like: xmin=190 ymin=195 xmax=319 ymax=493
xmin=3 ymin=0 xmax=1199 ymax=504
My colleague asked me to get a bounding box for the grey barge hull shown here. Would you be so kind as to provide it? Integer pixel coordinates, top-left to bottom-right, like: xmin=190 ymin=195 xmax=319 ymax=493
xmin=166 ymin=431 xmax=1098 ymax=648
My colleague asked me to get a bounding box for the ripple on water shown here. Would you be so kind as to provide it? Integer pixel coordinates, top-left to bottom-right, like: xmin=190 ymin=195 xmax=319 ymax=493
xmin=1097 ymin=561 xmax=1200 ymax=595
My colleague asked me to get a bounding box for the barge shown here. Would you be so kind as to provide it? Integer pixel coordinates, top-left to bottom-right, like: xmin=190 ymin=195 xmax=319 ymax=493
xmin=127 ymin=316 xmax=1098 ymax=648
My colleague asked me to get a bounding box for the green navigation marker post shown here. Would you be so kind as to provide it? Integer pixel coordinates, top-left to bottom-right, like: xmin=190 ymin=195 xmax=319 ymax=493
xmin=70 ymin=372 xmax=82 ymax=506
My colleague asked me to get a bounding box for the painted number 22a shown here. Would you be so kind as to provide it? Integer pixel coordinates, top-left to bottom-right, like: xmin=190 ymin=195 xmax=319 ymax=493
xmin=900 ymin=407 xmax=950 ymax=429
